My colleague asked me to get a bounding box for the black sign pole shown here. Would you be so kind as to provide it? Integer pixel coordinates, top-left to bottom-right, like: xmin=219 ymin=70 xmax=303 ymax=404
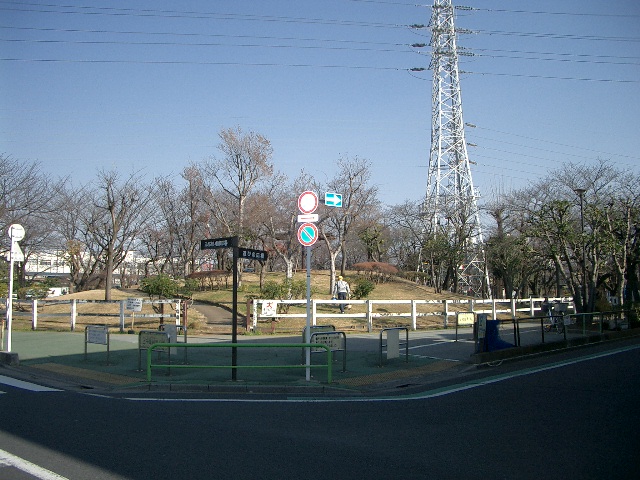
xmin=231 ymin=237 xmax=239 ymax=381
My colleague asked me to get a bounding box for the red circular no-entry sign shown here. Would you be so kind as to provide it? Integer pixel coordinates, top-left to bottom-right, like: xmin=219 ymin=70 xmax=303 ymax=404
xmin=298 ymin=191 xmax=318 ymax=214
xmin=297 ymin=222 xmax=318 ymax=247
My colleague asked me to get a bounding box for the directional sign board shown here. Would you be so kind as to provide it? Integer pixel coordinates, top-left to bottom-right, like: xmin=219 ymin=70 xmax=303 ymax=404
xmin=238 ymin=247 xmax=268 ymax=261
xmin=297 ymin=222 xmax=318 ymax=247
xmin=324 ymin=192 xmax=342 ymax=208
xmin=200 ymin=237 xmax=237 ymax=250
xmin=298 ymin=191 xmax=318 ymax=214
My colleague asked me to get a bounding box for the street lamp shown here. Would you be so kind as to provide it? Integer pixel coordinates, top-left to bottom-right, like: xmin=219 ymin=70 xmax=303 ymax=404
xmin=574 ymin=188 xmax=587 ymax=312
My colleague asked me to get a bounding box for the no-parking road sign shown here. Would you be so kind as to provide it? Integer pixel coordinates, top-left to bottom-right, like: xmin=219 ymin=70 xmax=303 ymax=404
xmin=297 ymin=222 xmax=318 ymax=246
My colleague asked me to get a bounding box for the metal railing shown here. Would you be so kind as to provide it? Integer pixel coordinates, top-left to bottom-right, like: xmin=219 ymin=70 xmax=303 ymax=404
xmin=497 ymin=310 xmax=632 ymax=349
xmin=146 ymin=342 xmax=333 ymax=383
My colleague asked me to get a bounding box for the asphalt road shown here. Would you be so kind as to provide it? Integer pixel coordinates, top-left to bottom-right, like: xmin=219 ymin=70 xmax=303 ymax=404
xmin=1 ymin=340 xmax=638 ymax=480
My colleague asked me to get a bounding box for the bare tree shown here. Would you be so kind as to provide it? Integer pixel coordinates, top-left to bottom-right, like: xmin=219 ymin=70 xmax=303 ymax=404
xmin=144 ymin=167 xmax=211 ymax=277
xmin=202 ymin=126 xmax=274 ymax=285
xmin=204 ymin=126 xmax=274 ymax=241
xmin=84 ymin=170 xmax=155 ymax=300
xmin=0 ymin=155 xmax=66 ymax=286
xmin=318 ymin=156 xmax=379 ymax=294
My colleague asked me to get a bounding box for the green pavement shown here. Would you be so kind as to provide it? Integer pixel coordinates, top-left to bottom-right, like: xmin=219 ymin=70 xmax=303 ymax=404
xmin=5 ymin=330 xmax=467 ymax=393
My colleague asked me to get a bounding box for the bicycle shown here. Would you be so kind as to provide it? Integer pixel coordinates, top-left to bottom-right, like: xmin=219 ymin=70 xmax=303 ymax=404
xmin=544 ymin=302 xmax=571 ymax=334
xmin=544 ymin=314 xmax=565 ymax=334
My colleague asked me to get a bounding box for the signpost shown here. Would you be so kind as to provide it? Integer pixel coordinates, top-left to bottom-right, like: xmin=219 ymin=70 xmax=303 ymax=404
xmin=199 ymin=236 xmax=267 ymax=381
xmin=4 ymin=224 xmax=25 ymax=352
xmin=296 ymin=192 xmax=321 ymax=380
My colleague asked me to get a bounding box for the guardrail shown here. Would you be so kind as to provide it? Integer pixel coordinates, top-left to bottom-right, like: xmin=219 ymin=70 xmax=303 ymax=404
xmin=483 ymin=310 xmax=632 ymax=351
xmin=146 ymin=342 xmax=333 ymax=383
xmin=250 ymin=297 xmax=574 ymax=332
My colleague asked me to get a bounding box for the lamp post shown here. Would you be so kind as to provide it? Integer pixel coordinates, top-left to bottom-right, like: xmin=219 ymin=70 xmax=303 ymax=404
xmin=574 ymin=188 xmax=587 ymax=312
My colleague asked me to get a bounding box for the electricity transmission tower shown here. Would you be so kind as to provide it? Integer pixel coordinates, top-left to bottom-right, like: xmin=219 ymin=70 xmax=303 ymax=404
xmin=422 ymin=0 xmax=489 ymax=297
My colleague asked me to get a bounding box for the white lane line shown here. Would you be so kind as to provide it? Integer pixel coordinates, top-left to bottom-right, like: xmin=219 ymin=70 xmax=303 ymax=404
xmin=0 ymin=375 xmax=61 ymax=392
xmin=0 ymin=448 xmax=68 ymax=480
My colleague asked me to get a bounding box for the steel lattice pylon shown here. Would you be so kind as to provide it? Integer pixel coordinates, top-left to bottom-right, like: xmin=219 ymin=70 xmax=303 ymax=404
xmin=423 ymin=0 xmax=489 ymax=297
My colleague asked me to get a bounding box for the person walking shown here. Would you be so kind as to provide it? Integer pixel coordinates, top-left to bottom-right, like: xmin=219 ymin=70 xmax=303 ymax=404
xmin=333 ymin=275 xmax=351 ymax=313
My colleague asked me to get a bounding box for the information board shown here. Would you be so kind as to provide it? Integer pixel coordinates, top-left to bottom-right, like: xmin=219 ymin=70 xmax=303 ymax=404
xmin=86 ymin=325 xmax=109 ymax=345
xmin=139 ymin=330 xmax=170 ymax=352
xmin=457 ymin=312 xmax=475 ymax=326
xmin=126 ymin=297 xmax=143 ymax=312
xmin=311 ymin=332 xmax=344 ymax=352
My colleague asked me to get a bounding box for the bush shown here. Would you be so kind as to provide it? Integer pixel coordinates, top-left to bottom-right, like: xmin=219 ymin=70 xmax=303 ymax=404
xmin=179 ymin=278 xmax=199 ymax=299
xmin=260 ymin=278 xmax=308 ymax=313
xmin=140 ymin=274 xmax=178 ymax=298
xmin=18 ymin=282 xmax=51 ymax=299
xmin=352 ymin=262 xmax=398 ymax=283
xmin=352 ymin=279 xmax=375 ymax=299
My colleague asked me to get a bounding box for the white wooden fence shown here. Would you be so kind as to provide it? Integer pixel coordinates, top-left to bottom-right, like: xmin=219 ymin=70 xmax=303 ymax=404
xmin=5 ymin=298 xmax=182 ymax=332
xmin=251 ymin=297 xmax=575 ymax=332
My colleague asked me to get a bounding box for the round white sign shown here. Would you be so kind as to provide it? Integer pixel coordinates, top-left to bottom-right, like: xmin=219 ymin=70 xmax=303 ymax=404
xmin=8 ymin=224 xmax=25 ymax=241
xmin=298 ymin=191 xmax=318 ymax=214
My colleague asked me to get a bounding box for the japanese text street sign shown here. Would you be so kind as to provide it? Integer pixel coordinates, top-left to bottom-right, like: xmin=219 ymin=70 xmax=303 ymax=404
xmin=200 ymin=237 xmax=237 ymax=250
xmin=238 ymin=247 xmax=268 ymax=261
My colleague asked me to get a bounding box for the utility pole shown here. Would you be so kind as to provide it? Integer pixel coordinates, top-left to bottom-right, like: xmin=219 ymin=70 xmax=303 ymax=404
xmin=420 ymin=0 xmax=489 ymax=297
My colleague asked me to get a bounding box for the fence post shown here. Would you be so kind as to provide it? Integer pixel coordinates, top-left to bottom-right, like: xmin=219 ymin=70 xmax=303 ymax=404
xmin=253 ymin=300 xmax=258 ymax=330
xmin=443 ymin=300 xmax=449 ymax=328
xmin=411 ymin=300 xmax=417 ymax=330
xmin=119 ymin=300 xmax=125 ymax=333
xmin=529 ymin=297 xmax=535 ymax=316
xmin=32 ymin=299 xmax=38 ymax=330
xmin=510 ymin=298 xmax=516 ymax=319
xmin=366 ymin=299 xmax=373 ymax=332
xmin=70 ymin=299 xmax=77 ymax=331
xmin=492 ymin=299 xmax=497 ymax=319
xmin=312 ymin=299 xmax=317 ymax=326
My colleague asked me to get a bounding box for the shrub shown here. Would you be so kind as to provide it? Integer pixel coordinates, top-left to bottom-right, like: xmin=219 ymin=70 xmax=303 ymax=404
xmin=352 ymin=279 xmax=375 ymax=299
xmin=140 ymin=274 xmax=178 ymax=299
xmin=352 ymin=262 xmax=398 ymax=283
xmin=260 ymin=278 xmax=308 ymax=313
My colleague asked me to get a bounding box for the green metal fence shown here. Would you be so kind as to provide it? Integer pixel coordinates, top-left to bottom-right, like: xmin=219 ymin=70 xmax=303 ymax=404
xmin=146 ymin=342 xmax=333 ymax=383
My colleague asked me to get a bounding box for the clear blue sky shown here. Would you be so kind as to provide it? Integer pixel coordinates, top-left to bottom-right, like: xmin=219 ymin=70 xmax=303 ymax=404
xmin=1 ymin=1 xmax=639 ymax=206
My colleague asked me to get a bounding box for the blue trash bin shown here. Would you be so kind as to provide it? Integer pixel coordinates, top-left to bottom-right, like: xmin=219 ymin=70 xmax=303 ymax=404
xmin=484 ymin=320 xmax=513 ymax=352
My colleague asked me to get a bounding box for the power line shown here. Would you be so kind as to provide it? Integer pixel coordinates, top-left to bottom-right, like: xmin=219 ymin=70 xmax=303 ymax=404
xmin=0 ymin=1 xmax=409 ymax=29
xmin=0 ymin=57 xmax=405 ymax=71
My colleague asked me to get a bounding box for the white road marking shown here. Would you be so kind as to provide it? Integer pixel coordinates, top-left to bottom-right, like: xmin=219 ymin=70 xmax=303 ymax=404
xmin=0 ymin=375 xmax=61 ymax=392
xmin=0 ymin=448 xmax=68 ymax=479
xmin=124 ymin=343 xmax=640 ymax=403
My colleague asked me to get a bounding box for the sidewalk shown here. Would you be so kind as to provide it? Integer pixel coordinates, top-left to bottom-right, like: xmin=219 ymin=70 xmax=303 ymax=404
xmin=7 ymin=325 xmax=632 ymax=396
xmin=1 ymin=329 xmax=481 ymax=395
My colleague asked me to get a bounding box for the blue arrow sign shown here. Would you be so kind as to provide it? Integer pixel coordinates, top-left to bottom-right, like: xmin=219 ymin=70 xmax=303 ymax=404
xmin=324 ymin=192 xmax=342 ymax=207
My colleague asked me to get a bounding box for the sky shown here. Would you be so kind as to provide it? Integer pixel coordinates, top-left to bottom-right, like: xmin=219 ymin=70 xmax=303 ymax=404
xmin=1 ymin=0 xmax=639 ymax=208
